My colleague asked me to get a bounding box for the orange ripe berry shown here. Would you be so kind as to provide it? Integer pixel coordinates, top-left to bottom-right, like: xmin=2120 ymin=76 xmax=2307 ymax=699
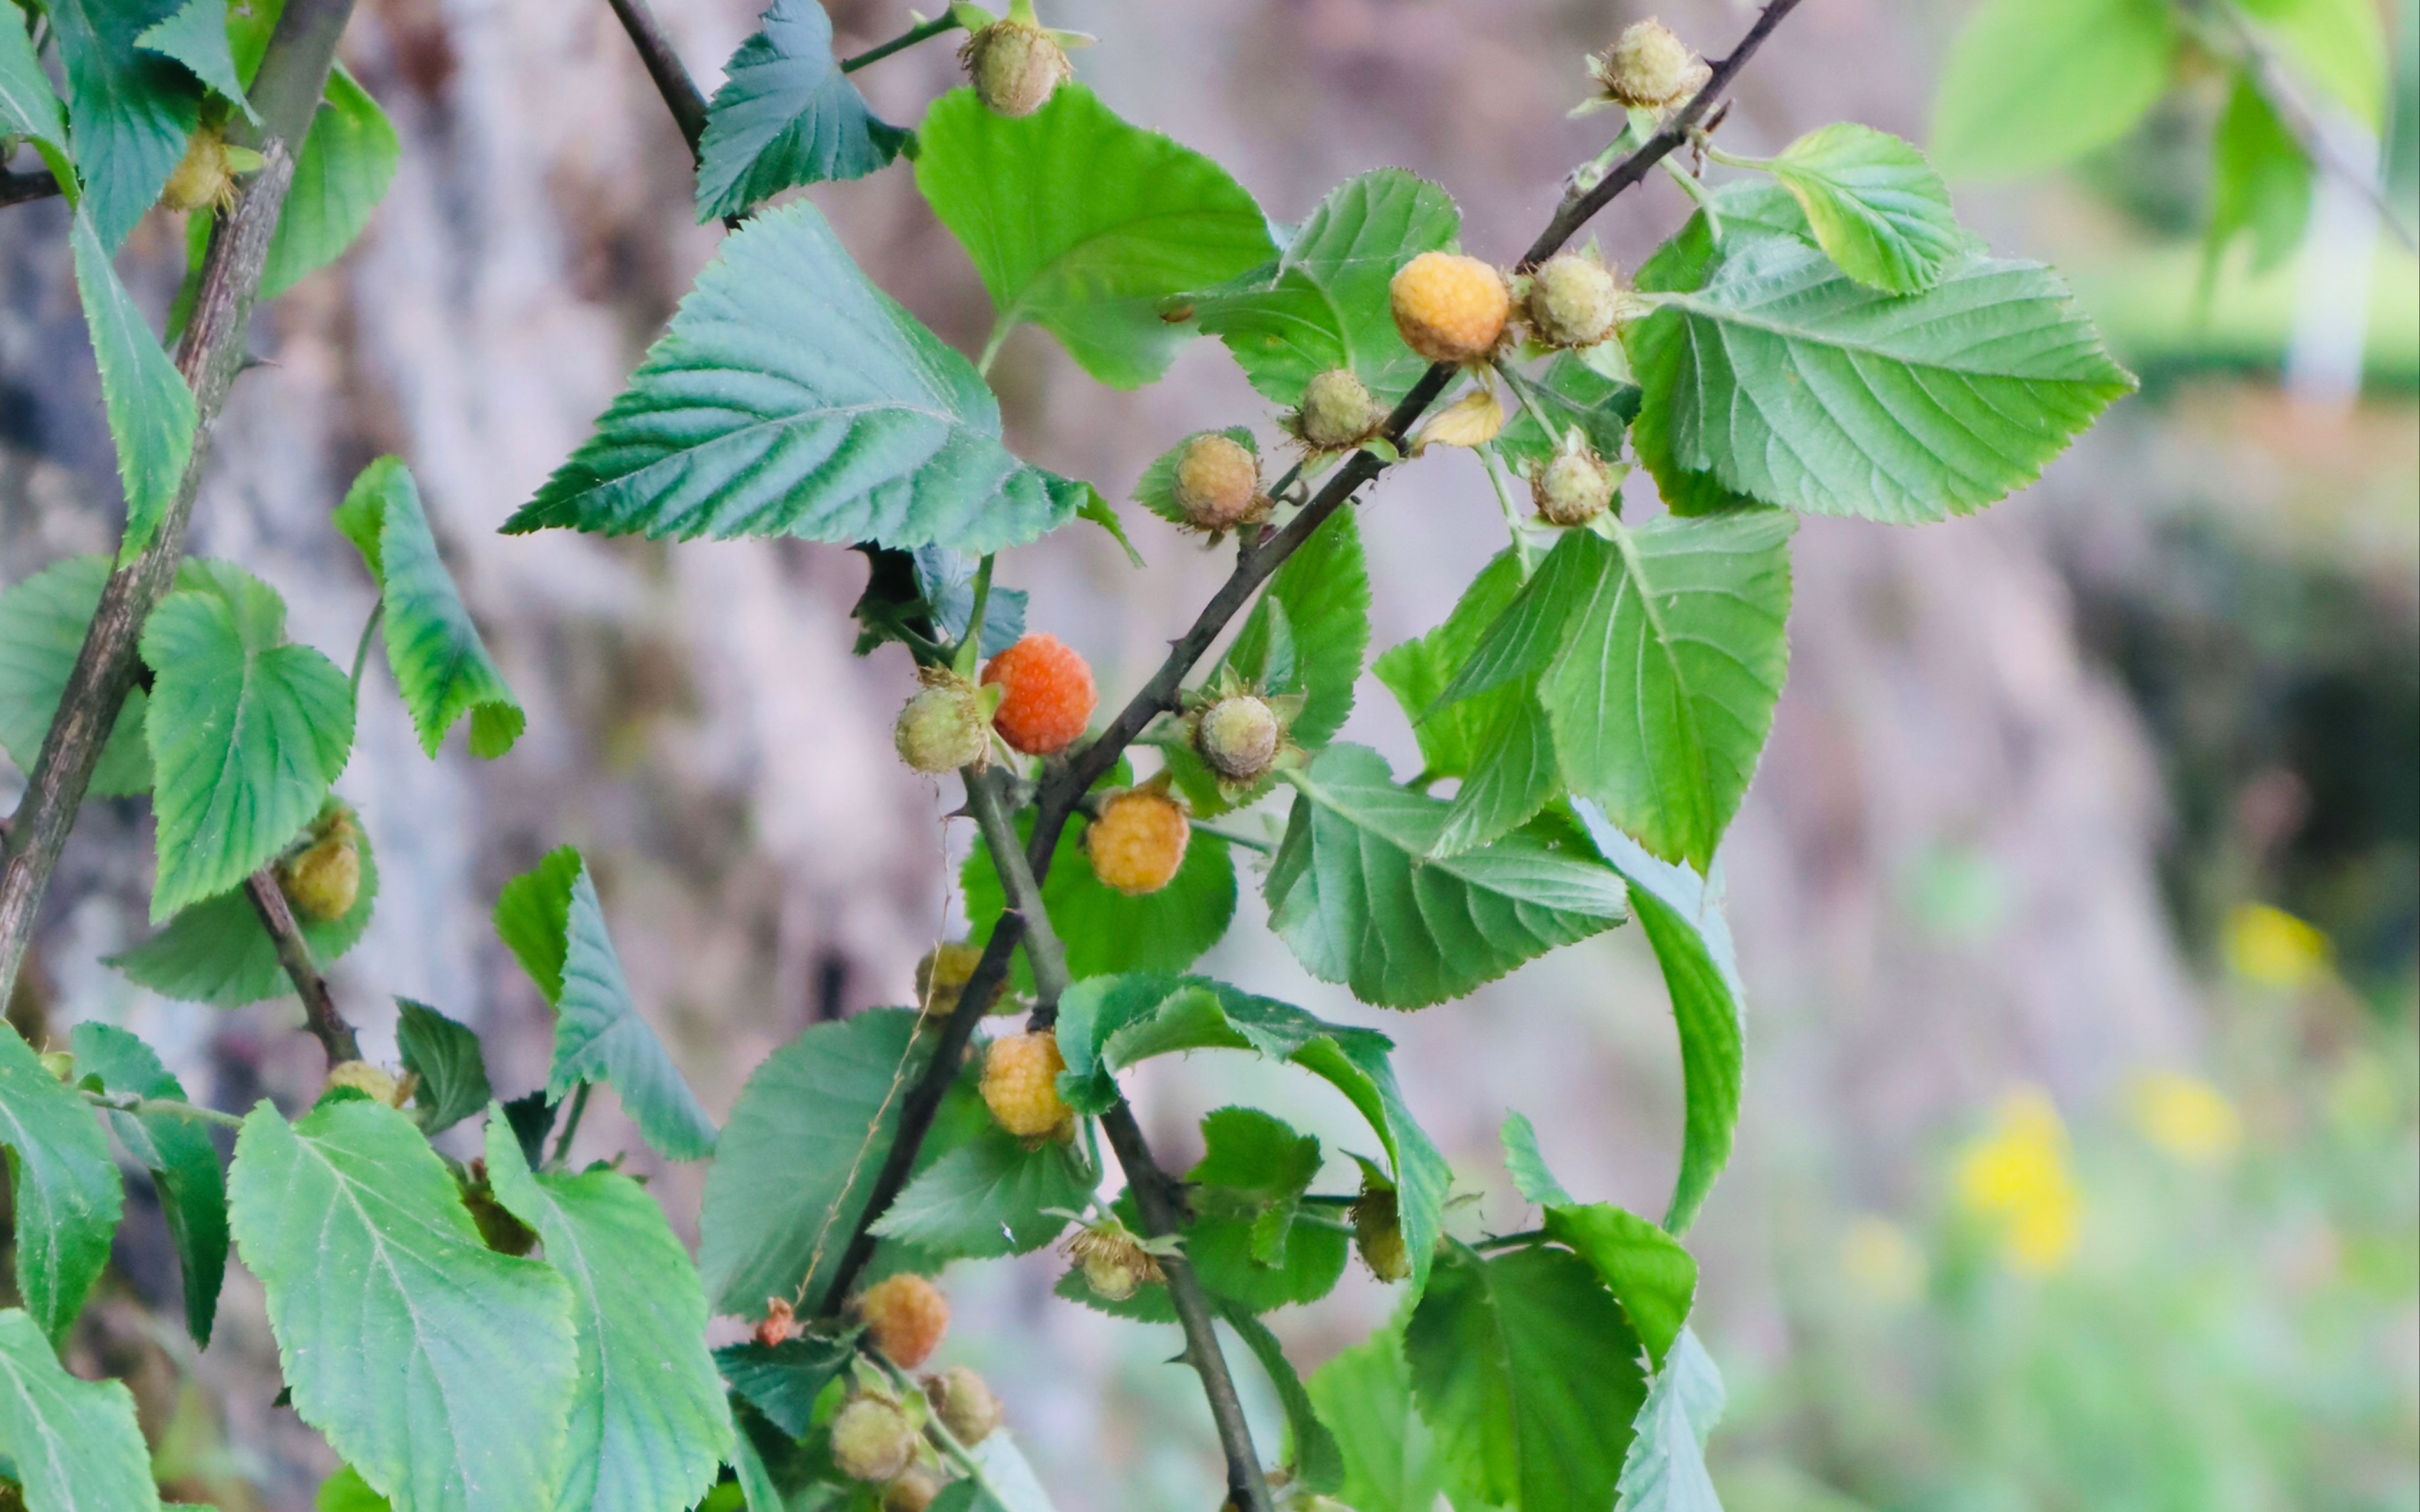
xmin=1084 ymin=789 xmax=1189 ymax=896
xmin=854 ymin=1273 xmax=950 ymax=1370
xmin=981 ymin=633 xmax=1097 ymax=756
xmin=1389 ymin=252 xmax=1512 ymax=365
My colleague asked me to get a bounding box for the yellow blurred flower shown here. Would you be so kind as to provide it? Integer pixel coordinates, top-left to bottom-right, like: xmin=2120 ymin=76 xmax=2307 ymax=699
xmin=1839 ymin=1216 xmax=1928 ymax=1305
xmin=1954 ymin=1087 xmax=2081 ymax=1274
xmin=2223 ymin=903 xmax=2332 ymax=991
xmin=2131 ymin=1070 xmax=2243 ymax=1164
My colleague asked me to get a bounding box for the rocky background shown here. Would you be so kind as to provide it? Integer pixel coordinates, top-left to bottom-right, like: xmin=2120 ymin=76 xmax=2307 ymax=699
xmin=3 ymin=0 xmax=2413 ymax=1507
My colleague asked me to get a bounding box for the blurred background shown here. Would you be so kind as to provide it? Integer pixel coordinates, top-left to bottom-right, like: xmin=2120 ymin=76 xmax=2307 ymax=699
xmin=2 ymin=0 xmax=2415 ymax=1507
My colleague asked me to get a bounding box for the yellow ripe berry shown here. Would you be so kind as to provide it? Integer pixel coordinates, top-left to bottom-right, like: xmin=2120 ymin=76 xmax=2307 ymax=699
xmin=1532 ymin=444 xmax=1615 ymax=526
xmin=961 ymin=18 xmax=1073 ymax=117
xmin=1351 ymin=1181 xmax=1410 ymax=1283
xmin=855 ymin=1273 xmax=950 ymax=1370
xmin=1197 ymin=696 xmax=1280 ymax=784
xmin=323 ymin=1060 xmax=404 ymax=1108
xmin=923 ymin=1366 xmax=1004 ymax=1446
xmin=1293 ymin=369 xmax=1385 ymax=450
xmin=1389 ymin=252 xmax=1511 ymax=366
xmin=1525 ymin=254 xmax=1623 ymax=348
xmin=981 ymin=1031 xmax=1071 ymax=1140
xmin=830 ymin=1395 xmax=919 ymax=1484
xmin=1172 ymin=434 xmax=1262 ymax=532
xmin=1084 ymin=788 xmax=1189 ymax=896
xmin=915 ymin=940 xmax=986 ymax=1017
xmin=1597 ymin=18 xmax=1711 ymax=111
xmin=885 ymin=1469 xmax=946 ymax=1512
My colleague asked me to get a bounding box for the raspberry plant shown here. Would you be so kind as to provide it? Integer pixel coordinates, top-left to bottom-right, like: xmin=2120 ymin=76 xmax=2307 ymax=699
xmin=0 ymin=0 xmax=2149 ymax=1507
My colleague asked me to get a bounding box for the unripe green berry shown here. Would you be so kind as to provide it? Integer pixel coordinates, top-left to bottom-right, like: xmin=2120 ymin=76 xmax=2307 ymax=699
xmin=962 ymin=18 xmax=1072 ymax=118
xmin=1294 ymin=369 xmax=1384 ymax=450
xmin=923 ymin=1365 xmax=1004 ymax=1446
xmin=1172 ymin=434 xmax=1261 ymax=532
xmin=1351 ymin=1182 xmax=1410 ymax=1283
xmin=1197 ymin=696 xmax=1280 ymax=783
xmin=885 ymin=1469 xmax=946 ymax=1512
xmin=1596 ymin=18 xmax=1711 ymax=111
xmin=280 ymin=816 xmax=361 ymax=923
xmin=830 ymin=1395 xmax=919 ymax=1484
xmin=1525 ymin=254 xmax=1622 ymax=348
xmin=1533 ymin=445 xmax=1615 ymax=526
xmin=893 ymin=670 xmax=992 ymax=776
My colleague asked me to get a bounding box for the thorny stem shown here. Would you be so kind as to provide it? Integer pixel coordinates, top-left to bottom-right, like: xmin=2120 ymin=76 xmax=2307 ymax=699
xmin=245 ymin=870 xmax=361 ymax=1065
xmin=840 ymin=15 xmax=962 ymax=74
xmin=0 ymin=0 xmax=365 ymax=1026
xmin=593 ymin=0 xmax=1817 ymax=1498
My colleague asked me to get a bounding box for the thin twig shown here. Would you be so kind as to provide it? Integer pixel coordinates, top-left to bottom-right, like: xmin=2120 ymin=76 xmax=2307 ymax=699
xmin=0 ymin=0 xmax=364 ymax=1018
xmin=973 ymin=765 xmax=1274 ymax=1511
xmin=84 ymin=1090 xmax=248 ymax=1131
xmin=551 ymin=1081 xmax=593 ymax=1166
xmin=244 ymin=871 xmax=360 ymax=1065
xmin=840 ymin=15 xmax=960 ymax=74
xmin=0 ymin=168 xmax=62 ymax=208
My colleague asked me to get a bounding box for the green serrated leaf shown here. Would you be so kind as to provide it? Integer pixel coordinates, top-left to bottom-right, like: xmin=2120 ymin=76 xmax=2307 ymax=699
xmin=505 ymin=201 xmax=1088 ymax=554
xmin=494 ymin=848 xmax=715 ymax=1162
xmin=47 ymin=0 xmax=199 ymax=251
xmin=394 ymin=1000 xmax=490 ymax=1136
xmin=137 ymin=0 xmax=253 ymax=120
xmin=0 ymin=556 xmax=154 ymax=797
xmin=1575 ymin=805 xmax=1743 ymax=1236
xmin=1433 ymin=684 xmax=1559 ymax=858
xmin=1216 ymin=1299 xmax=1346 ymax=1492
xmin=1307 ymin=1321 xmax=1445 ymax=1512
xmin=0 ymin=1027 xmax=123 ymax=1345
xmin=71 ymin=209 xmax=199 ymax=564
xmin=140 ymin=564 xmax=353 ymax=921
xmin=334 ymin=457 xmax=523 ymax=758
xmin=1405 ymin=1244 xmax=1648 ymax=1512
xmin=1265 ymin=744 xmax=1626 ymax=1007
xmin=0 ymin=5 xmax=68 ymax=153
xmin=315 ymin=1466 xmax=391 ymax=1512
xmin=1498 ymin=1110 xmax=1573 ymax=1208
xmin=1052 ymin=972 xmax=1449 ymax=1295
xmin=700 ymin=1009 xmax=956 ymax=1315
xmin=2205 ymin=74 xmax=2314 ymax=278
xmin=67 ymin=1022 xmax=227 ymax=1347
xmin=962 ymin=805 xmax=1235 ymax=990
xmin=871 ymin=1122 xmax=1095 ymax=1260
xmin=259 ymin=65 xmax=398 ymax=300
xmin=111 ymin=809 xmax=379 ymax=1005
xmin=228 ymin=1099 xmax=579 ymax=1512
xmin=1223 ymin=505 xmax=1367 ymax=750
xmin=1192 ymin=1106 xmax=1321 ymax=1269
xmin=1535 ymin=513 xmax=1794 ymax=871
xmin=1184 ymin=168 xmax=1460 ymax=405
xmin=1768 ymin=123 xmax=1966 ymax=295
xmin=694 ymin=0 xmax=907 ymax=220
xmin=1929 ymin=0 xmax=2178 ymax=180
xmin=484 ymin=1116 xmax=734 ymax=1512
xmin=1628 ymin=238 xmax=2134 ymax=524
xmin=914 ymin=85 xmax=1275 ymax=388
xmin=712 ymin=1335 xmax=853 ymax=1438
xmin=1373 ymin=548 xmax=1525 ymax=784
xmin=1495 ymin=352 xmax=1641 ymax=469
xmin=1615 ymin=1328 xmax=1726 ymax=1512
xmin=0 ymin=1307 xmax=163 ymax=1512
xmin=1540 ymin=1204 xmax=1697 ymax=1369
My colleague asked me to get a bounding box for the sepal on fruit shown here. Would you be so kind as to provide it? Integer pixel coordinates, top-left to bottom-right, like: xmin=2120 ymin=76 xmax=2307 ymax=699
xmin=1283 ymin=368 xmax=1387 ymax=453
xmin=1586 ymin=17 xmax=1712 ymax=114
xmin=1529 ymin=429 xmax=1621 ymax=526
xmin=1062 ymin=1214 xmax=1173 ymax=1300
xmin=1176 ymin=667 xmax=1306 ymax=801
xmin=960 ymin=1 xmax=1079 ymax=117
xmin=1520 ymin=251 xmax=1624 ymax=349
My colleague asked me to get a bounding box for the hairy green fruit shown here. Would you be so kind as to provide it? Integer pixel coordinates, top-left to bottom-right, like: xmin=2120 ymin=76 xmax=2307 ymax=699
xmin=1525 ymin=253 xmax=1622 ymax=348
xmin=923 ymin=1365 xmax=1004 ymax=1446
xmin=280 ymin=813 xmax=362 ymax=923
xmin=893 ymin=669 xmax=994 ymax=776
xmin=1592 ymin=18 xmax=1711 ymax=112
xmin=830 ymin=1394 xmax=920 ymax=1484
xmin=1351 ymin=1181 xmax=1409 ymax=1283
xmin=962 ymin=18 xmax=1074 ymax=118
xmin=1533 ymin=442 xmax=1616 ymax=526
xmin=885 ymin=1469 xmax=946 ymax=1512
xmin=1197 ymin=695 xmax=1281 ymax=784
xmin=1172 ymin=433 xmax=1262 ymax=532
xmin=1293 ymin=369 xmax=1385 ymax=450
